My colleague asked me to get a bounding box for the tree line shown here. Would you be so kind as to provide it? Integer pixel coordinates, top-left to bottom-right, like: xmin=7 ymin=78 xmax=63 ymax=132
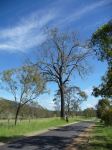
xmin=0 ymin=98 xmax=55 ymax=120
xmin=91 ymin=20 xmax=112 ymax=126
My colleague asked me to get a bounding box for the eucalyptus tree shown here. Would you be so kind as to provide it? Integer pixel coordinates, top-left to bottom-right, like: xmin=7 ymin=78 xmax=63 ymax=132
xmin=53 ymin=85 xmax=87 ymax=116
xmin=65 ymin=86 xmax=87 ymax=116
xmin=1 ymin=65 xmax=45 ymax=125
xmin=37 ymin=28 xmax=91 ymax=118
xmin=91 ymin=20 xmax=112 ymax=65
xmin=91 ymin=20 xmax=112 ymax=99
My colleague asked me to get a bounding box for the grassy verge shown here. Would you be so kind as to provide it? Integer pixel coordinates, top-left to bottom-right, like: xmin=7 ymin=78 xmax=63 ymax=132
xmin=88 ymin=122 xmax=112 ymax=150
xmin=0 ymin=116 xmax=89 ymax=142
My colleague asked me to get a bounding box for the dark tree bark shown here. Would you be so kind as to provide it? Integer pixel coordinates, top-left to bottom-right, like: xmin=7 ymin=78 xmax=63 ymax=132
xmin=60 ymin=84 xmax=65 ymax=118
xmin=15 ymin=104 xmax=21 ymax=126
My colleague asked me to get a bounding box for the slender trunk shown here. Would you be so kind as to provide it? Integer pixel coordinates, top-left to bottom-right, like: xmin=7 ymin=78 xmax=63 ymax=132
xmin=15 ymin=104 xmax=21 ymax=126
xmin=67 ymin=103 xmax=70 ymax=115
xmin=60 ymin=84 xmax=65 ymax=119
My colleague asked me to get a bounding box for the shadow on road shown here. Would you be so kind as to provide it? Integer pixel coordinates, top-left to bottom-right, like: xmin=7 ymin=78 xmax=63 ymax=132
xmin=8 ymin=135 xmax=72 ymax=150
xmin=0 ymin=135 xmax=24 ymax=143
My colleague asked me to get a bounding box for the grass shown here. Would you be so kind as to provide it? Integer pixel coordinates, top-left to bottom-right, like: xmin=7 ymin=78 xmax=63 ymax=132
xmin=0 ymin=116 xmax=88 ymax=142
xmin=88 ymin=122 xmax=112 ymax=150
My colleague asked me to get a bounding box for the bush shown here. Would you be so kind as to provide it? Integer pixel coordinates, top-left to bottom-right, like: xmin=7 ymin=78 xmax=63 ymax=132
xmin=102 ymin=108 xmax=112 ymax=126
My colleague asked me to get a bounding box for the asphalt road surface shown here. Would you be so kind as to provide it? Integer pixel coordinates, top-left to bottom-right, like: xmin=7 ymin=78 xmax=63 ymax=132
xmin=0 ymin=121 xmax=93 ymax=150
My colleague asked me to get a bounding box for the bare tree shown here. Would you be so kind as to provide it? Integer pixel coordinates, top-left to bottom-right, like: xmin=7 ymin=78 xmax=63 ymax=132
xmin=36 ymin=28 xmax=91 ymax=119
xmin=1 ymin=65 xmax=45 ymax=125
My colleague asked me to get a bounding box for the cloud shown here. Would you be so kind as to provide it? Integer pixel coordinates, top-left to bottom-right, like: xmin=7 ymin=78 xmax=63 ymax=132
xmin=0 ymin=11 xmax=55 ymax=52
xmin=0 ymin=0 xmax=111 ymax=53
xmin=86 ymin=103 xmax=95 ymax=108
xmin=58 ymin=0 xmax=112 ymax=26
xmin=83 ymin=87 xmax=93 ymax=96
xmin=81 ymin=102 xmax=95 ymax=110
xmin=48 ymin=101 xmax=55 ymax=110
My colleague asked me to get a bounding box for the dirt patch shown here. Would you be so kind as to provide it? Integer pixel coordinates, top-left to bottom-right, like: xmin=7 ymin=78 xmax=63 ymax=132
xmin=0 ymin=142 xmax=5 ymax=146
xmin=65 ymin=124 xmax=95 ymax=150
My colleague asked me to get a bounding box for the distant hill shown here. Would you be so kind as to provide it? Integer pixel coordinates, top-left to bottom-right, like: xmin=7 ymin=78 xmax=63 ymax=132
xmin=0 ymin=98 xmax=54 ymax=119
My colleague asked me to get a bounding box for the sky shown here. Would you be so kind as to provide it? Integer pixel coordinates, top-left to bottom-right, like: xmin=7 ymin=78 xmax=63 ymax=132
xmin=0 ymin=0 xmax=112 ymax=110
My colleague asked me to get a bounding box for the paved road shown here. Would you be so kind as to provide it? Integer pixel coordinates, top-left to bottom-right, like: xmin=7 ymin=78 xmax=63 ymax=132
xmin=0 ymin=121 xmax=93 ymax=150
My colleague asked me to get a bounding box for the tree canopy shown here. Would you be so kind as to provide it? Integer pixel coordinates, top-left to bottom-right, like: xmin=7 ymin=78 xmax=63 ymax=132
xmin=91 ymin=20 xmax=112 ymax=65
xmin=1 ymin=65 xmax=45 ymax=125
xmin=91 ymin=20 xmax=112 ymax=99
xmin=92 ymin=68 xmax=112 ymax=99
xmin=53 ymin=85 xmax=87 ymax=116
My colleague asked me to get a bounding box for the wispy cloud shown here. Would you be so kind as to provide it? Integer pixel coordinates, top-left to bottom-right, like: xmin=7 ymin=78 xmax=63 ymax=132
xmin=0 ymin=0 xmax=111 ymax=53
xmin=58 ymin=0 xmax=112 ymax=26
xmin=0 ymin=11 xmax=55 ymax=52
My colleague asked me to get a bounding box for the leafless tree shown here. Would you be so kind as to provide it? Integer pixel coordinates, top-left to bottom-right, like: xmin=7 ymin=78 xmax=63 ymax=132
xmin=36 ymin=28 xmax=91 ymax=119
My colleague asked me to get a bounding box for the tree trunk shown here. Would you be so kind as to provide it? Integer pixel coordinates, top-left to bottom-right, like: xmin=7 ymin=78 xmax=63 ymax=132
xmin=15 ymin=104 xmax=21 ymax=126
xmin=60 ymin=85 xmax=65 ymax=119
xmin=67 ymin=103 xmax=70 ymax=116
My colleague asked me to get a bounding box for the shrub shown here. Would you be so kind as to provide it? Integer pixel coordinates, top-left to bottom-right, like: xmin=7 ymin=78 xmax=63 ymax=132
xmin=102 ymin=108 xmax=112 ymax=126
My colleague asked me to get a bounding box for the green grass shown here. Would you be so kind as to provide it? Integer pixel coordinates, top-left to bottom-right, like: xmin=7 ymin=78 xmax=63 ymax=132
xmin=88 ymin=122 xmax=112 ymax=150
xmin=0 ymin=116 xmax=88 ymax=142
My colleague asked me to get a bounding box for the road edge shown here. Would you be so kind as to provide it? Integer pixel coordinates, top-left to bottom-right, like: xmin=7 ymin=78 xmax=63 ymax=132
xmin=65 ymin=123 xmax=95 ymax=150
xmin=0 ymin=121 xmax=79 ymax=146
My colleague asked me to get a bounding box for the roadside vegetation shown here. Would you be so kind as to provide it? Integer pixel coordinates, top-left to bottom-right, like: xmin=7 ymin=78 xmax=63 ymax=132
xmin=87 ymin=20 xmax=112 ymax=150
xmin=91 ymin=20 xmax=112 ymax=126
xmin=88 ymin=122 xmax=112 ymax=150
xmin=77 ymin=20 xmax=112 ymax=150
xmin=0 ymin=116 xmax=91 ymax=142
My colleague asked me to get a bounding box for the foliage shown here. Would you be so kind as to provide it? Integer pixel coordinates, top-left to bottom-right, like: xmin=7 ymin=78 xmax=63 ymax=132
xmin=0 ymin=98 xmax=15 ymax=119
xmin=91 ymin=20 xmax=112 ymax=99
xmin=90 ymin=20 xmax=112 ymax=65
xmin=96 ymin=99 xmax=110 ymax=118
xmin=103 ymin=108 xmax=112 ymax=126
xmin=1 ymin=65 xmax=45 ymax=125
xmin=88 ymin=122 xmax=112 ymax=150
xmin=83 ymin=108 xmax=96 ymax=117
xmin=0 ymin=98 xmax=53 ymax=119
xmin=96 ymin=99 xmax=112 ymax=125
xmin=53 ymin=85 xmax=87 ymax=116
xmin=92 ymin=67 xmax=112 ymax=99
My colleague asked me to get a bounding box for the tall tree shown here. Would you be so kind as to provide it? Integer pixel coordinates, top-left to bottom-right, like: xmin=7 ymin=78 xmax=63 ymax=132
xmin=91 ymin=20 xmax=112 ymax=99
xmin=96 ymin=99 xmax=110 ymax=119
xmin=96 ymin=99 xmax=112 ymax=125
xmin=36 ymin=28 xmax=91 ymax=118
xmin=68 ymin=86 xmax=87 ymax=116
xmin=1 ymin=65 xmax=45 ymax=125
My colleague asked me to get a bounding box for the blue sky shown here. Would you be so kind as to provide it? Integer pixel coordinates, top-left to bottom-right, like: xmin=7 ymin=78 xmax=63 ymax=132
xmin=0 ymin=0 xmax=112 ymax=110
